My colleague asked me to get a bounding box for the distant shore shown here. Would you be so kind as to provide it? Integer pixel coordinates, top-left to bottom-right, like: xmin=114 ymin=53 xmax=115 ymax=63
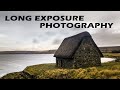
xmin=0 ymin=50 xmax=56 ymax=54
xmin=0 ymin=46 xmax=120 ymax=54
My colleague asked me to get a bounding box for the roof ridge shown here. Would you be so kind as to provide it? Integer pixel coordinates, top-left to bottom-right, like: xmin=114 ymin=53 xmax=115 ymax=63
xmin=54 ymin=31 xmax=103 ymax=58
xmin=65 ymin=31 xmax=91 ymax=39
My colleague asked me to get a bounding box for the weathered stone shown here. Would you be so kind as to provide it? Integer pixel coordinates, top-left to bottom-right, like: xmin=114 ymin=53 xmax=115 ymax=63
xmin=73 ymin=37 xmax=101 ymax=68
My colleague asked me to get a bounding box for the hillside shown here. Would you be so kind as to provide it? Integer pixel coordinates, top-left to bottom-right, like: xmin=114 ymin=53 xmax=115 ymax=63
xmin=99 ymin=46 xmax=120 ymax=53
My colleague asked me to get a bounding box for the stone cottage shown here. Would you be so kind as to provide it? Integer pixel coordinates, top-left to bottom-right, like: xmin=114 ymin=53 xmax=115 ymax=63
xmin=54 ymin=31 xmax=103 ymax=68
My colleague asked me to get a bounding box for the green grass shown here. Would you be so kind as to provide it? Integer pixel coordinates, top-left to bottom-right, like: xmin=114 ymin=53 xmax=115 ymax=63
xmin=103 ymin=53 xmax=120 ymax=58
xmin=2 ymin=61 xmax=120 ymax=79
xmin=23 ymin=63 xmax=56 ymax=76
xmin=1 ymin=72 xmax=26 ymax=79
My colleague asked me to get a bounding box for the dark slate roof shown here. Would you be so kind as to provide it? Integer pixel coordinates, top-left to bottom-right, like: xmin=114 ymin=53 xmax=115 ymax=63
xmin=54 ymin=31 xmax=103 ymax=58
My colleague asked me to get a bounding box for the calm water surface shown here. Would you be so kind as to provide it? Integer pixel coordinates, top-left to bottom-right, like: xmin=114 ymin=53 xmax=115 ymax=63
xmin=0 ymin=54 xmax=116 ymax=77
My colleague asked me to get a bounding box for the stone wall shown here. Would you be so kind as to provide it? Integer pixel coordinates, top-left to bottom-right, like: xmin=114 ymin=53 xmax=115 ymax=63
xmin=56 ymin=58 xmax=73 ymax=68
xmin=73 ymin=37 xmax=101 ymax=68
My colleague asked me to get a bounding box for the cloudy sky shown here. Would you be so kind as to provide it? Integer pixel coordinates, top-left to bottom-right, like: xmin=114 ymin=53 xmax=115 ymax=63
xmin=0 ymin=11 xmax=120 ymax=51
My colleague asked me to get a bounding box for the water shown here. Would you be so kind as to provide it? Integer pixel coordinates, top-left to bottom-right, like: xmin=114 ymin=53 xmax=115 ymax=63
xmin=101 ymin=57 xmax=116 ymax=63
xmin=0 ymin=54 xmax=116 ymax=77
xmin=0 ymin=54 xmax=55 ymax=77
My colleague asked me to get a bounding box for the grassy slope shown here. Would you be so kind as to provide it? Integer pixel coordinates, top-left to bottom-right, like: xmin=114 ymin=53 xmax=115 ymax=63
xmin=2 ymin=53 xmax=120 ymax=79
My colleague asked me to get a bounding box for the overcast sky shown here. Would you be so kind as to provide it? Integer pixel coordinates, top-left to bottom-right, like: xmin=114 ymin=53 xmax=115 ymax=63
xmin=0 ymin=11 xmax=120 ymax=51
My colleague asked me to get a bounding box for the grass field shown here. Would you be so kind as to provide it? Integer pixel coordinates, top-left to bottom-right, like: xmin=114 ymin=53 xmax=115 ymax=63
xmin=103 ymin=53 xmax=120 ymax=57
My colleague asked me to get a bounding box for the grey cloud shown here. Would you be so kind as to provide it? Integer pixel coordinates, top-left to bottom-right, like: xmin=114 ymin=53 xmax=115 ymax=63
xmin=92 ymin=29 xmax=120 ymax=47
xmin=52 ymin=39 xmax=62 ymax=45
xmin=32 ymin=38 xmax=39 ymax=44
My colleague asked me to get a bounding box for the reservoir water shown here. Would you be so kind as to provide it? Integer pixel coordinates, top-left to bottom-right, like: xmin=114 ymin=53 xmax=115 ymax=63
xmin=0 ymin=54 xmax=116 ymax=77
